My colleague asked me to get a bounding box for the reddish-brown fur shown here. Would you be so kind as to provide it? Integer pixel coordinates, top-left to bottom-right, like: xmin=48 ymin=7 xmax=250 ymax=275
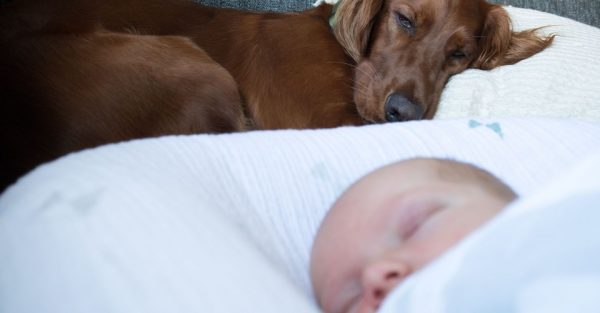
xmin=0 ymin=0 xmax=552 ymax=191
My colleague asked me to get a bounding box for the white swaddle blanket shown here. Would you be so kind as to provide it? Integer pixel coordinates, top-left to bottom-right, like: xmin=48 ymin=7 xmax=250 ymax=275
xmin=1 ymin=118 xmax=600 ymax=313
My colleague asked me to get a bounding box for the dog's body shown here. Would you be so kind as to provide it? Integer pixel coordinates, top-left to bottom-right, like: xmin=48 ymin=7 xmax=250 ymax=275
xmin=0 ymin=0 xmax=552 ymax=190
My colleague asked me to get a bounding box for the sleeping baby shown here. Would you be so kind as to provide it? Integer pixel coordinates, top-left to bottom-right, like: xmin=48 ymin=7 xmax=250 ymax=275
xmin=310 ymin=158 xmax=517 ymax=313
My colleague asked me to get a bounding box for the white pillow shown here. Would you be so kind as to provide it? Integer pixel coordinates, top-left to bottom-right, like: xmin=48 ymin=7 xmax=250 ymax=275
xmin=436 ymin=7 xmax=600 ymax=122
xmin=379 ymin=151 xmax=600 ymax=313
xmin=0 ymin=169 xmax=319 ymax=313
xmin=1 ymin=118 xmax=600 ymax=313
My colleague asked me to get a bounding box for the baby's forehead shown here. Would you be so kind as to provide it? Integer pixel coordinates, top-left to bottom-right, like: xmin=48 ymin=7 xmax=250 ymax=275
xmin=367 ymin=159 xmax=451 ymax=182
xmin=398 ymin=158 xmax=473 ymax=171
xmin=380 ymin=158 xmax=480 ymax=180
xmin=348 ymin=159 xmax=488 ymax=201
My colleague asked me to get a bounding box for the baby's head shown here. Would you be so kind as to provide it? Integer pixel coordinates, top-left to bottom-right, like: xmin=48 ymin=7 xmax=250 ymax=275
xmin=310 ymin=158 xmax=516 ymax=313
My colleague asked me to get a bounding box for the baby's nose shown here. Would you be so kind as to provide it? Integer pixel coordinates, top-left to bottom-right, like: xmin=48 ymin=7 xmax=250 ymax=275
xmin=360 ymin=260 xmax=411 ymax=310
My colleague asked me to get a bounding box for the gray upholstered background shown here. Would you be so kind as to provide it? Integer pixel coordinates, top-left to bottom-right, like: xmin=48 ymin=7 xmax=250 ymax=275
xmin=195 ymin=0 xmax=600 ymax=28
xmin=0 ymin=0 xmax=596 ymax=27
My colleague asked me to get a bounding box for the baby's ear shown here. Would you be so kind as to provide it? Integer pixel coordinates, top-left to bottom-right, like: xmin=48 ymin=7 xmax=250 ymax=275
xmin=331 ymin=0 xmax=384 ymax=62
xmin=474 ymin=5 xmax=555 ymax=70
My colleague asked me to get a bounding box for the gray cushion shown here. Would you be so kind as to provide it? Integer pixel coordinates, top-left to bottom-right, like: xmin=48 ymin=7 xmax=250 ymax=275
xmin=196 ymin=0 xmax=309 ymax=12
xmin=194 ymin=0 xmax=599 ymax=28
xmin=0 ymin=0 xmax=596 ymax=26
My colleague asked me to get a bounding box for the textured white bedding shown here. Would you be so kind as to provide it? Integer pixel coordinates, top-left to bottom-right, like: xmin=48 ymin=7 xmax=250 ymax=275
xmin=1 ymin=118 xmax=600 ymax=313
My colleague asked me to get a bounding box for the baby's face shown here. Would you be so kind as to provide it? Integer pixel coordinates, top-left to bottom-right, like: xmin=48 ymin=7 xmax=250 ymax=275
xmin=310 ymin=159 xmax=512 ymax=313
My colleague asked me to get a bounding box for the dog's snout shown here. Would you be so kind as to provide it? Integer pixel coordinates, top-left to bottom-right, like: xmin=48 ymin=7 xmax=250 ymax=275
xmin=384 ymin=93 xmax=424 ymax=122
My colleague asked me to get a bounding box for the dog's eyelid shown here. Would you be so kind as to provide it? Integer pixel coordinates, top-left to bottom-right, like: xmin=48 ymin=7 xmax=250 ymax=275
xmin=450 ymin=50 xmax=467 ymax=59
xmin=394 ymin=11 xmax=416 ymax=34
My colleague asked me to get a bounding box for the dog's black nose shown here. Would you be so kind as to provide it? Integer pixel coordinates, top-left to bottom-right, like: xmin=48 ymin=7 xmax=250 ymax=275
xmin=384 ymin=93 xmax=424 ymax=122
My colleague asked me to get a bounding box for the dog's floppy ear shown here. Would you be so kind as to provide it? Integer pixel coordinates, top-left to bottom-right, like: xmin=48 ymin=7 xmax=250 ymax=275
xmin=474 ymin=5 xmax=554 ymax=70
xmin=331 ymin=0 xmax=384 ymax=62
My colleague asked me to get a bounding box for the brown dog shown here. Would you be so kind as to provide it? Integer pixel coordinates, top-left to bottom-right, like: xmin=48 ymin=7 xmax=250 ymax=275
xmin=0 ymin=0 xmax=552 ymax=191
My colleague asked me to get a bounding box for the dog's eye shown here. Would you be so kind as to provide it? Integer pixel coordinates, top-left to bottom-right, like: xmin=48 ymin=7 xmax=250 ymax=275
xmin=450 ymin=50 xmax=467 ymax=60
xmin=395 ymin=12 xmax=414 ymax=33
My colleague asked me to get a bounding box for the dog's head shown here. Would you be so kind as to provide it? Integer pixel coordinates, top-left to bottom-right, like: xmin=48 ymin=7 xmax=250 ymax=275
xmin=331 ymin=0 xmax=554 ymax=122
